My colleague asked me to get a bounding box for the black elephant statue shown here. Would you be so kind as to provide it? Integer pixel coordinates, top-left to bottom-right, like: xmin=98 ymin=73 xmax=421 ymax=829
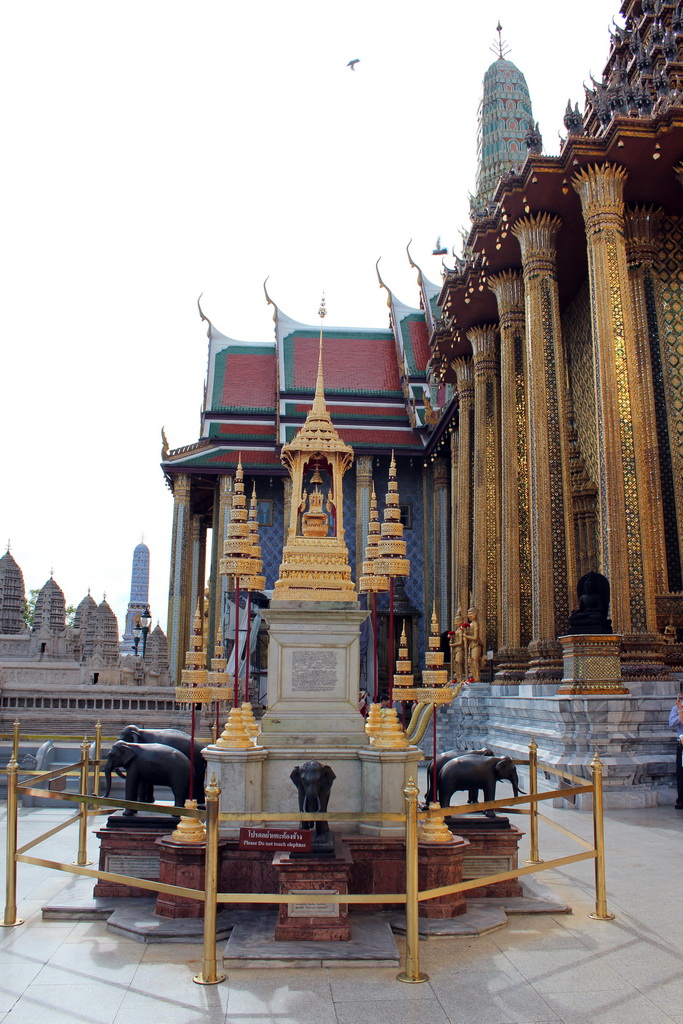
xmin=426 ymin=747 xmax=494 ymax=805
xmin=437 ymin=753 xmax=523 ymax=817
xmin=290 ymin=760 xmax=336 ymax=842
xmin=103 ymin=740 xmax=190 ymax=816
xmin=118 ymin=725 xmax=206 ymax=803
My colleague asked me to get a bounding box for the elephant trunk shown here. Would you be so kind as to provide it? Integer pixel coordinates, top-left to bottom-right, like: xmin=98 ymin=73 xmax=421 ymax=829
xmin=104 ymin=768 xmax=112 ymax=798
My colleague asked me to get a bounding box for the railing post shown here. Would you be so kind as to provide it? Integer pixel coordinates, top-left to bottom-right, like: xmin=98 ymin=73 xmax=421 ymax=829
xmin=589 ymin=751 xmax=615 ymax=921
xmin=93 ymin=721 xmax=102 ymax=799
xmin=525 ymin=737 xmax=543 ymax=864
xmin=74 ymin=737 xmax=92 ymax=867
xmin=12 ymin=719 xmax=20 ymax=762
xmin=397 ymin=775 xmax=428 ymax=984
xmin=194 ymin=773 xmax=225 ymax=985
xmin=1 ymin=756 xmax=23 ymax=928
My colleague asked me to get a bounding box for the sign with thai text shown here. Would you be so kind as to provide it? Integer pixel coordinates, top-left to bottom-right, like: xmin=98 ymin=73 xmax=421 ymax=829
xmin=238 ymin=827 xmax=312 ymax=852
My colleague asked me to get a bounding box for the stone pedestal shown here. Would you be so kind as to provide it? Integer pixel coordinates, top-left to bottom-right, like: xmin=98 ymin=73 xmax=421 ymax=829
xmin=524 ymin=639 xmax=563 ymax=682
xmin=273 ymin=839 xmax=352 ymax=941
xmin=418 ymin=836 xmax=469 ymax=918
xmin=154 ymin=837 xmax=228 ymax=918
xmin=446 ymin=816 xmax=524 ymax=898
xmin=201 ymin=745 xmax=267 ymax=838
xmin=259 ymin=601 xmax=369 ymax=748
xmin=557 ymin=634 xmax=629 ymax=695
xmin=94 ymin=813 xmax=175 ymax=898
xmin=357 ymin=746 xmax=424 ymax=836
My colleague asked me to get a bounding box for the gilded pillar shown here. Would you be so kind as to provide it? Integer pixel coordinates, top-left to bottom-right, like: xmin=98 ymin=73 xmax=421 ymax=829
xmin=624 ymin=205 xmax=675 ymax=594
xmin=432 ymin=456 xmax=449 ymax=629
xmin=283 ymin=478 xmax=292 ymax=549
xmin=488 ymin=270 xmax=531 ymax=664
xmin=167 ymin=473 xmax=191 ymax=683
xmin=512 ymin=214 xmax=576 ymax=654
xmin=355 ymin=455 xmax=374 ymax=578
xmin=468 ymin=325 xmax=501 ymax=653
xmin=572 ymin=165 xmax=655 ymax=632
xmin=450 ymin=424 xmax=459 ymax=629
xmin=452 ymin=358 xmax=474 ymax=622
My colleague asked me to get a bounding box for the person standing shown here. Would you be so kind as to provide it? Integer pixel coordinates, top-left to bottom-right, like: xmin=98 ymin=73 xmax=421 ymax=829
xmin=668 ymin=693 xmax=683 ymax=809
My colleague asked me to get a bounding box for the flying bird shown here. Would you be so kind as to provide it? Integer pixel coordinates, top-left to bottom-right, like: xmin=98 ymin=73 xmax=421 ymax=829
xmin=432 ymin=237 xmax=448 ymax=255
xmin=347 ymin=59 xmax=360 ymax=71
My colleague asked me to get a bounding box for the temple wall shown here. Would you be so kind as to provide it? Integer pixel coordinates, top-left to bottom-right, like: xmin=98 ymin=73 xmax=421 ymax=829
xmin=563 ymin=282 xmax=600 ymax=523
xmin=655 ymin=215 xmax=683 ymax=591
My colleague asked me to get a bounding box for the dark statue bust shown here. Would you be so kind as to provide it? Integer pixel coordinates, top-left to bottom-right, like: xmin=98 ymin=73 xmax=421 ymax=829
xmin=567 ymin=571 xmax=612 ymax=635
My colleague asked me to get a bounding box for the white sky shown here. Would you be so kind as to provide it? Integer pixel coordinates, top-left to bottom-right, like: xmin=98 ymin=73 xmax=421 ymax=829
xmin=2 ymin=0 xmax=620 ymax=634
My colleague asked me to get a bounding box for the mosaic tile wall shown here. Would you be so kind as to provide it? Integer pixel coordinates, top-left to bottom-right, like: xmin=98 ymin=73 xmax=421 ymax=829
xmin=655 ymin=215 xmax=683 ymax=591
xmin=249 ymin=478 xmax=285 ymax=589
xmin=564 ymin=281 xmax=601 ymax=531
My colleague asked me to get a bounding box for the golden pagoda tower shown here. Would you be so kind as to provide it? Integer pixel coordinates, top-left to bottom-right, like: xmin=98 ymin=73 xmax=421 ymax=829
xmin=423 ymin=607 xmax=449 ymax=689
xmin=392 ymin=622 xmax=414 ymax=700
xmin=359 ymin=485 xmax=389 ymax=595
xmin=219 ymin=456 xmax=252 ymax=581
xmin=272 ymin=297 xmax=357 ymax=602
xmin=373 ymin=452 xmax=410 ymax=581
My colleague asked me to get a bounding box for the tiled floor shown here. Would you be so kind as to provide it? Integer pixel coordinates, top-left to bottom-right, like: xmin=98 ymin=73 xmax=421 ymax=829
xmin=0 ymin=800 xmax=682 ymax=1023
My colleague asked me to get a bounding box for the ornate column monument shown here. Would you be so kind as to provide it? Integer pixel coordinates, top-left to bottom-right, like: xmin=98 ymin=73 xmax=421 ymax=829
xmin=512 ymin=214 xmax=577 ymax=677
xmin=452 ymin=358 xmax=474 ymax=622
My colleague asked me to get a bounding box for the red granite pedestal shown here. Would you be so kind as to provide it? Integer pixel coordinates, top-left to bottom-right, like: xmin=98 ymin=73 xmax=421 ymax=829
xmin=94 ymin=814 xmax=175 ymax=898
xmin=273 ymin=839 xmax=352 ymax=941
xmin=418 ymin=835 xmax=470 ymax=918
xmin=447 ymin=816 xmax=524 ymax=898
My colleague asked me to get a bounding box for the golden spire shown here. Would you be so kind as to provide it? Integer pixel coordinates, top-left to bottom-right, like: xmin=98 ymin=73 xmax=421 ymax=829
xmin=374 ymin=451 xmax=410 ymax=579
xmin=422 ymin=604 xmax=448 ymax=688
xmin=359 ymin=484 xmax=389 ymax=594
xmin=176 ymin=600 xmax=212 ymax=703
xmin=393 ymin=621 xmax=414 ymax=692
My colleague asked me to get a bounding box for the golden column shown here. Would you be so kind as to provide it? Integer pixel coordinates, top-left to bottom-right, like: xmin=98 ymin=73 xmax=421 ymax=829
xmin=624 ymin=205 xmax=668 ymax=597
xmin=488 ymin=270 xmax=531 ymax=668
xmin=450 ymin=425 xmax=459 ymax=631
xmin=452 ymin=358 xmax=474 ymax=623
xmin=572 ymin=164 xmax=655 ymax=632
xmin=355 ymin=455 xmax=374 ymax=576
xmin=467 ymin=325 xmax=500 ymax=654
xmin=167 ymin=473 xmax=192 ymax=683
xmin=512 ymin=214 xmax=576 ymax=662
xmin=431 ymin=456 xmax=450 ymax=630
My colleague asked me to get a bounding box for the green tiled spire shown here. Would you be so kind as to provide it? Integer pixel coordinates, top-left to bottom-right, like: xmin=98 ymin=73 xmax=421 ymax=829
xmin=475 ymin=25 xmax=537 ymax=205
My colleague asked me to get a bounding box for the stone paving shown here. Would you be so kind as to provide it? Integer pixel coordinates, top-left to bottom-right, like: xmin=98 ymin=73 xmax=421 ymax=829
xmin=0 ymin=799 xmax=682 ymax=1024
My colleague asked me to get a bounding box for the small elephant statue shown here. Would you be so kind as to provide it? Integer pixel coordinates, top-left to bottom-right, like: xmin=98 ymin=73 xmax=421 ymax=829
xmin=118 ymin=725 xmax=206 ymax=803
xmin=290 ymin=760 xmax=336 ymax=839
xmin=438 ymin=753 xmax=523 ymax=817
xmin=426 ymin=747 xmax=495 ymax=806
xmin=103 ymin=741 xmax=190 ymax=816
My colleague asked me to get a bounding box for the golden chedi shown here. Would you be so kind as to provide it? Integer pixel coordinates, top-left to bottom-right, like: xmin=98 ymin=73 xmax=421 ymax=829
xmin=243 ymin=482 xmax=266 ymax=592
xmin=373 ymin=452 xmax=410 ymax=580
xmin=219 ymin=456 xmax=252 ymax=582
xmin=392 ymin=622 xmax=414 ymax=701
xmin=423 ymin=608 xmax=449 ymax=689
xmin=373 ymin=707 xmax=409 ymax=750
xmin=359 ymin=485 xmax=389 ymax=595
xmin=216 ymin=706 xmax=252 ymax=749
xmin=171 ymin=799 xmax=207 ymax=843
xmin=272 ymin=298 xmax=356 ymax=602
xmin=365 ymin=701 xmax=383 ymax=741
xmin=176 ymin=603 xmax=212 ymax=705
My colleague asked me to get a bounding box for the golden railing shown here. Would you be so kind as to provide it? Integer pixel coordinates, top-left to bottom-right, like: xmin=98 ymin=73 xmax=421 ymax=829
xmin=1 ymin=727 xmax=614 ymax=985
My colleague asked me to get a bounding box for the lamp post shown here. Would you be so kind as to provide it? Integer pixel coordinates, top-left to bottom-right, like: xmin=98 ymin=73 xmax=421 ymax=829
xmin=140 ymin=609 xmax=152 ymax=659
xmin=132 ymin=617 xmax=141 ymax=657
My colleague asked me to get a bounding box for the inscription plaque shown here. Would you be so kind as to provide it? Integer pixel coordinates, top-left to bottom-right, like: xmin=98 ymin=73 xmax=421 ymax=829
xmin=291 ymin=650 xmax=338 ymax=693
xmin=106 ymin=854 xmax=160 ymax=879
xmin=288 ymin=888 xmax=340 ymax=917
xmin=462 ymin=855 xmax=511 ymax=879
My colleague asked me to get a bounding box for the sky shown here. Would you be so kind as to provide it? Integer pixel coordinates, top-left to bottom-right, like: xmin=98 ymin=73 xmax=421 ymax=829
xmin=2 ymin=0 xmax=621 ymax=634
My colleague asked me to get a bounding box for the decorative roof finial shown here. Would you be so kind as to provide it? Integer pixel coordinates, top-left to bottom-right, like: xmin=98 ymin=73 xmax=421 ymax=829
xmin=313 ymin=295 xmax=327 ymax=417
xmin=6 ymin=539 xmax=10 ymax=552
xmin=491 ymin=21 xmax=510 ymax=60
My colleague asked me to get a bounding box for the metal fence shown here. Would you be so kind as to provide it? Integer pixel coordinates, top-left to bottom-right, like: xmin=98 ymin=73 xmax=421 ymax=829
xmin=1 ymin=724 xmax=613 ymax=985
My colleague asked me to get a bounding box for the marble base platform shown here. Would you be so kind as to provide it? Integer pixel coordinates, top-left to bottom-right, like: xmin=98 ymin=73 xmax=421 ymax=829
xmin=224 ymin=911 xmax=399 ymax=967
xmin=436 ymin=680 xmax=682 ymax=808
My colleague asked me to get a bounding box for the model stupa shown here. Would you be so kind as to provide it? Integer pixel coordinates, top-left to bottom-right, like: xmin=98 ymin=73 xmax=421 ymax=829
xmin=272 ymin=297 xmax=356 ymax=603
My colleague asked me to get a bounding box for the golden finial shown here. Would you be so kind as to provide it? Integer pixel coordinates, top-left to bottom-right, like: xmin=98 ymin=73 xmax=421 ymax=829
xmin=171 ymin=800 xmax=207 ymax=843
xmin=6 ymin=539 xmax=10 ymax=552
xmin=318 ymin=294 xmax=327 ymax=320
xmin=215 ymin=706 xmax=252 ymax=748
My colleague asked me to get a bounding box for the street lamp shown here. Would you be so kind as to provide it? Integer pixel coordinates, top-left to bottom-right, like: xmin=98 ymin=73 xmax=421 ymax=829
xmin=140 ymin=609 xmax=152 ymax=659
xmin=132 ymin=616 xmax=142 ymax=656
